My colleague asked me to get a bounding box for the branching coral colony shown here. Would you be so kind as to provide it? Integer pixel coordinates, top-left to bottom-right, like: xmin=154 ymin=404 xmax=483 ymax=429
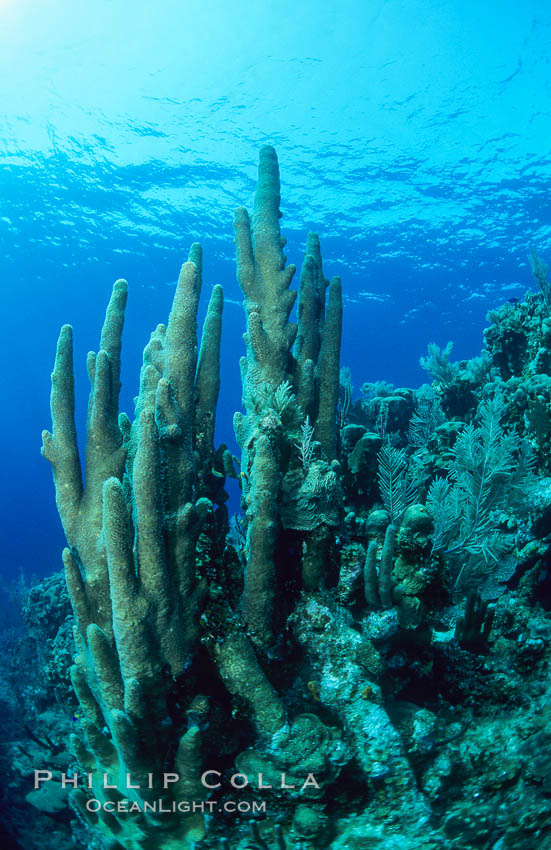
xmin=40 ymin=147 xmax=551 ymax=850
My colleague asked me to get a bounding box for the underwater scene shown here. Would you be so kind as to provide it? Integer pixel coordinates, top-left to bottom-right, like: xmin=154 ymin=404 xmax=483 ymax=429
xmin=1 ymin=1 xmax=551 ymax=848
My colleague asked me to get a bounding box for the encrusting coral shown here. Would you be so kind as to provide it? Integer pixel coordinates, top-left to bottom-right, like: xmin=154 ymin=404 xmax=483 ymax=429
xmin=34 ymin=146 xmax=551 ymax=850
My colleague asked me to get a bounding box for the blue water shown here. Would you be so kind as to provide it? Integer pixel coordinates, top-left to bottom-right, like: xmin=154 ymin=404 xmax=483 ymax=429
xmin=0 ymin=0 xmax=549 ymax=584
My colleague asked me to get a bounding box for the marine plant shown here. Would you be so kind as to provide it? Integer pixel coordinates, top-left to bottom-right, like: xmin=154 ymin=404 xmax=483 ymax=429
xmin=377 ymin=443 xmax=418 ymax=524
xmin=408 ymin=388 xmax=445 ymax=448
xmin=419 ymin=341 xmax=459 ymax=388
xmin=426 ymin=392 xmax=532 ymax=564
xmin=529 ymin=245 xmax=550 ymax=311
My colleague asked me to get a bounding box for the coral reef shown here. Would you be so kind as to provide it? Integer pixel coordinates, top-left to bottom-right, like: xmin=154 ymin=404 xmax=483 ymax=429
xmin=0 ymin=572 xmax=81 ymax=850
xmin=17 ymin=147 xmax=551 ymax=850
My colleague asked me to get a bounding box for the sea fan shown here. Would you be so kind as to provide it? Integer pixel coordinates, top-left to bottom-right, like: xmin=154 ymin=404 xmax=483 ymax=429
xmin=377 ymin=443 xmax=417 ymax=524
xmin=408 ymin=391 xmax=445 ymax=448
xmin=427 ymin=391 xmax=533 ymax=563
xmin=419 ymin=341 xmax=459 ymax=387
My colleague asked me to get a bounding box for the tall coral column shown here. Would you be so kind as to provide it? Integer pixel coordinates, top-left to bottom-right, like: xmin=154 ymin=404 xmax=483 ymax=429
xmin=234 ymin=145 xmax=343 ymax=647
xmin=42 ymin=248 xmax=224 ymax=850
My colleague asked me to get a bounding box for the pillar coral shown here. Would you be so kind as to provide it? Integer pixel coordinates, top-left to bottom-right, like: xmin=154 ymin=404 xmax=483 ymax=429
xmin=234 ymin=145 xmax=343 ymax=647
xmin=42 ymin=252 xmax=224 ymax=849
xmin=42 ymin=149 xmax=348 ymax=849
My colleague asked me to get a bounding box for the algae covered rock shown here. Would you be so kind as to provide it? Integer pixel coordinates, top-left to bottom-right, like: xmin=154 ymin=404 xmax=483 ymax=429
xmin=26 ymin=781 xmax=70 ymax=814
xmin=235 ymin=713 xmax=349 ymax=800
xmin=484 ymin=292 xmax=544 ymax=380
xmin=392 ymin=504 xmax=439 ymax=629
xmin=331 ymin=815 xmax=443 ymax=849
xmin=397 ymin=504 xmax=434 ymax=558
xmin=364 ymin=508 xmax=391 ymax=539
xmin=292 ymin=803 xmax=329 ymax=841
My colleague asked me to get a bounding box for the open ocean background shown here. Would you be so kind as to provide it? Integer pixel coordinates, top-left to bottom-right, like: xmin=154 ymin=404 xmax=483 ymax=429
xmin=0 ymin=0 xmax=550 ymax=600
